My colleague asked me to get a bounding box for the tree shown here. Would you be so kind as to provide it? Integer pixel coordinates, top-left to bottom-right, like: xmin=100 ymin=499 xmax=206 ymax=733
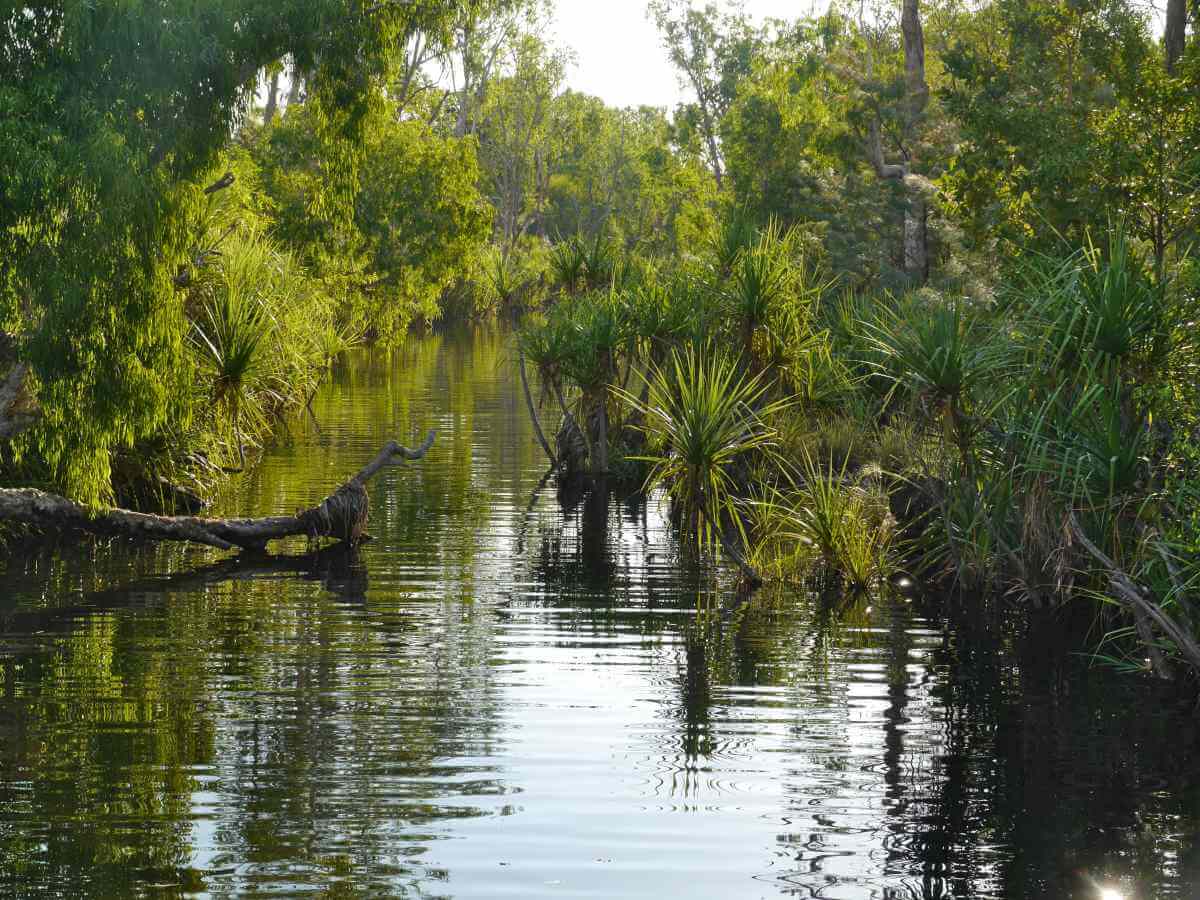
xmin=719 ymin=13 xmax=900 ymax=283
xmin=474 ymin=34 xmax=570 ymax=248
xmin=538 ymin=97 xmax=712 ymax=254
xmin=0 ymin=0 xmax=473 ymax=503
xmin=650 ymin=0 xmax=760 ymax=190
xmin=940 ymin=0 xmax=1154 ymax=253
xmin=439 ymin=0 xmax=551 ymax=137
xmin=1165 ymin=0 xmax=1187 ymax=73
xmin=1094 ymin=60 xmax=1200 ymax=278
xmin=829 ymin=0 xmax=932 ymax=283
xmin=253 ymin=100 xmax=492 ymax=342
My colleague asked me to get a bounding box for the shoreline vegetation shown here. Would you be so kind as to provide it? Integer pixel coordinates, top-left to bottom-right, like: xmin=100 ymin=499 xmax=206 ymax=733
xmin=2 ymin=1 xmax=1199 ymax=682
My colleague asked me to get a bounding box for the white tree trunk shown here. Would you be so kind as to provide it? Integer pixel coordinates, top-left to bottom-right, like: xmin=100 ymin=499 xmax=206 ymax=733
xmin=904 ymin=197 xmax=928 ymax=283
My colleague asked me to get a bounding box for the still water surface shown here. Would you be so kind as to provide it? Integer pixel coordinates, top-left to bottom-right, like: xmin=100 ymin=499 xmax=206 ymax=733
xmin=2 ymin=328 xmax=1199 ymax=898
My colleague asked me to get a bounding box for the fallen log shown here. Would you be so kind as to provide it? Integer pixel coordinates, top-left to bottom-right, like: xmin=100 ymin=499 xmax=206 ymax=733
xmin=0 ymin=431 xmax=436 ymax=552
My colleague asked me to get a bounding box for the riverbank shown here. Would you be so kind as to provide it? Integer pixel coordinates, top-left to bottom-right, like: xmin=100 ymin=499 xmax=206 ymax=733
xmin=515 ymin=225 xmax=1200 ymax=681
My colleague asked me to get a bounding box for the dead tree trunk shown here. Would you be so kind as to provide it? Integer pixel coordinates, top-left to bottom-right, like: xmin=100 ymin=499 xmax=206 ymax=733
xmin=0 ymin=431 xmax=436 ymax=552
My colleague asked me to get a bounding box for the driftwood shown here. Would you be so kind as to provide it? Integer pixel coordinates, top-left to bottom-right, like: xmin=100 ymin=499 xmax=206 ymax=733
xmin=0 ymin=431 xmax=436 ymax=552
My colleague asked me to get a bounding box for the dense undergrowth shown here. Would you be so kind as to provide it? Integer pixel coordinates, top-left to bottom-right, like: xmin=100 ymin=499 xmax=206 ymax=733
xmin=513 ymin=217 xmax=1200 ymax=679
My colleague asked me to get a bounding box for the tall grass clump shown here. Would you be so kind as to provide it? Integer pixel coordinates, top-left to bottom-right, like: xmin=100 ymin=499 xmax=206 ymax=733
xmin=754 ymin=452 xmax=896 ymax=591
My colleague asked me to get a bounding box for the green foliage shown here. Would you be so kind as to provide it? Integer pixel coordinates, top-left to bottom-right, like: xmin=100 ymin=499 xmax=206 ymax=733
xmin=863 ymin=295 xmax=1013 ymax=468
xmin=727 ymin=220 xmax=796 ymax=343
xmin=0 ymin=0 xmax=469 ymax=503
xmin=255 ymin=102 xmax=491 ymax=340
xmin=187 ymin=228 xmax=335 ymax=469
xmin=940 ymin=0 xmax=1164 ymax=252
xmin=756 ymin=453 xmax=895 ymax=590
xmin=550 ymin=238 xmax=588 ymax=295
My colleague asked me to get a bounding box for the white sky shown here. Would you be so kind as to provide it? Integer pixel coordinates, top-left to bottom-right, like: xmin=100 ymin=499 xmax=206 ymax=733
xmin=549 ymin=0 xmax=821 ymax=109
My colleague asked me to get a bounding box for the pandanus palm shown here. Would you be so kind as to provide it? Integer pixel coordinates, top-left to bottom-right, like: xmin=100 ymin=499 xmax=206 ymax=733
xmin=550 ymin=237 xmax=588 ymax=296
xmin=863 ymin=297 xmax=1010 ymax=467
xmin=620 ymin=344 xmax=790 ymax=583
xmin=192 ymin=233 xmax=289 ymax=469
xmin=727 ymin=219 xmax=796 ymax=368
xmin=561 ymin=292 xmax=627 ymax=474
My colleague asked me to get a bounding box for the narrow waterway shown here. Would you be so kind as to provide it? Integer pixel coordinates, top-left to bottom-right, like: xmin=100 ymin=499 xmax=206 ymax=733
xmin=2 ymin=328 xmax=1199 ymax=899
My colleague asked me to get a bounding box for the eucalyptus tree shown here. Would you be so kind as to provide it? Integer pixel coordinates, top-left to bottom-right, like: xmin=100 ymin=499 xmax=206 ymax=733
xmin=540 ymin=98 xmax=710 ymax=254
xmin=822 ymin=0 xmax=932 ymax=283
xmin=649 ymin=0 xmax=760 ymax=191
xmin=0 ymin=0 xmax=474 ymax=504
xmin=718 ymin=13 xmax=894 ymax=283
xmin=474 ymin=33 xmax=571 ymax=247
xmin=440 ymin=0 xmax=551 ymax=137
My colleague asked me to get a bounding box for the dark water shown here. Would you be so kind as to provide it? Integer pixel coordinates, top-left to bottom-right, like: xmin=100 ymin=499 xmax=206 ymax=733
xmin=3 ymin=328 xmax=1200 ymax=899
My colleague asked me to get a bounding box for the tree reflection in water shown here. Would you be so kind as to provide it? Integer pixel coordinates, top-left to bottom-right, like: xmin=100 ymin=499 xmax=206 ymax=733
xmin=3 ymin=329 xmax=1200 ymax=898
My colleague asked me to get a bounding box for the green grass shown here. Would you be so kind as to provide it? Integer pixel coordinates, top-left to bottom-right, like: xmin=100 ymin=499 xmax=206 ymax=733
xmin=755 ymin=451 xmax=895 ymax=591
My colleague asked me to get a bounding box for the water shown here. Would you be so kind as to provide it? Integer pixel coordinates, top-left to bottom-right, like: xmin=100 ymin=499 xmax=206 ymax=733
xmin=2 ymin=328 xmax=1199 ymax=899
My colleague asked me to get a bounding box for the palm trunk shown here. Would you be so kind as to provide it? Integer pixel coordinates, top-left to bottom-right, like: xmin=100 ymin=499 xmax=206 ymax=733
xmin=594 ymin=385 xmax=609 ymax=475
xmin=519 ymin=350 xmax=557 ymax=468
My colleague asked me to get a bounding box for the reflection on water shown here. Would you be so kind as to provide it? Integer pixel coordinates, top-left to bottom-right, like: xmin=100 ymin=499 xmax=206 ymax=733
xmin=2 ymin=327 xmax=1199 ymax=898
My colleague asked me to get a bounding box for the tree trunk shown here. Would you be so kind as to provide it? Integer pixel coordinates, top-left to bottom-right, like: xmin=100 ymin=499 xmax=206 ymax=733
xmin=0 ymin=432 xmax=436 ymax=552
xmin=1166 ymin=0 xmax=1187 ymax=73
xmin=518 ymin=349 xmax=557 ymax=468
xmin=701 ymin=105 xmax=725 ymax=191
xmin=863 ymin=0 xmax=929 ymax=285
xmin=263 ymin=69 xmax=280 ymax=123
xmin=904 ymin=197 xmax=928 ymax=283
xmin=286 ymin=62 xmax=304 ymax=107
xmin=900 ymin=0 xmax=929 ymax=284
xmin=902 ymin=0 xmax=929 ymax=121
